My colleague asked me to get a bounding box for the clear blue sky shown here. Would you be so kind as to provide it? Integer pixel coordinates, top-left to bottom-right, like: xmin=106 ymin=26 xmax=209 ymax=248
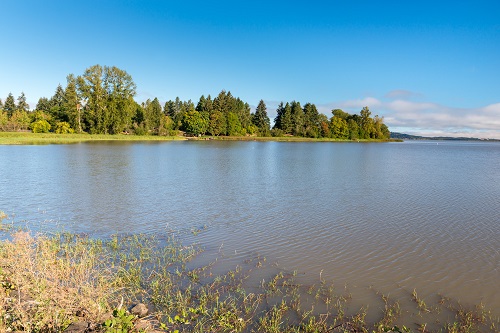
xmin=1 ymin=0 xmax=499 ymax=138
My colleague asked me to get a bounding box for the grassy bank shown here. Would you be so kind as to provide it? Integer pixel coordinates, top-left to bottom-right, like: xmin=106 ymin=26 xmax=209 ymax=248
xmin=0 ymin=222 xmax=497 ymax=332
xmin=0 ymin=132 xmax=187 ymax=145
xmin=0 ymin=132 xmax=402 ymax=145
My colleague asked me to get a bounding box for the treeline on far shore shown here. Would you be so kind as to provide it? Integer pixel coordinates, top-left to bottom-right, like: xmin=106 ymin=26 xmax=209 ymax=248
xmin=0 ymin=64 xmax=390 ymax=140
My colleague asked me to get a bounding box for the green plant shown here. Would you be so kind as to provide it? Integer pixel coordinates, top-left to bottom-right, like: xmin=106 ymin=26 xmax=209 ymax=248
xmin=103 ymin=308 xmax=136 ymax=333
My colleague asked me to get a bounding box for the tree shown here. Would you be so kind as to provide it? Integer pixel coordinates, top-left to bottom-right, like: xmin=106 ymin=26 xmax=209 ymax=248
xmin=49 ymin=84 xmax=66 ymax=124
xmin=330 ymin=116 xmax=348 ymax=139
xmin=208 ymin=110 xmax=226 ymax=136
xmin=0 ymin=111 xmax=8 ymax=130
xmin=347 ymin=119 xmax=359 ymax=140
xmin=0 ymin=98 xmax=3 ymax=110
xmin=36 ymin=97 xmax=51 ymax=113
xmin=332 ymin=109 xmax=350 ymax=120
xmin=4 ymin=93 xmax=16 ymax=118
xmin=182 ymin=110 xmax=207 ymax=136
xmin=252 ymin=99 xmax=270 ymax=136
xmin=64 ymin=74 xmax=82 ymax=132
xmin=359 ymin=106 xmax=374 ymax=139
xmin=196 ymin=95 xmax=214 ymax=114
xmin=17 ymin=92 xmax=29 ymax=112
xmin=226 ymin=112 xmax=242 ymax=136
xmin=290 ymin=101 xmax=304 ymax=136
xmin=77 ymin=64 xmax=136 ymax=134
xmin=303 ymin=103 xmax=320 ymax=137
xmin=9 ymin=110 xmax=31 ymax=131
xmin=143 ymin=97 xmax=162 ymax=132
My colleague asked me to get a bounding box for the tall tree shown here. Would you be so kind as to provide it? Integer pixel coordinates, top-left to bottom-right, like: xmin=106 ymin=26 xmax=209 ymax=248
xmin=36 ymin=97 xmax=51 ymax=112
xmin=359 ymin=106 xmax=374 ymax=139
xmin=252 ymin=99 xmax=270 ymax=136
xmin=208 ymin=110 xmax=226 ymax=136
xmin=64 ymin=74 xmax=81 ymax=132
xmin=0 ymin=98 xmax=3 ymax=110
xmin=77 ymin=64 xmax=135 ymax=134
xmin=16 ymin=92 xmax=29 ymax=112
xmin=290 ymin=101 xmax=304 ymax=136
xmin=4 ymin=93 xmax=16 ymax=118
xmin=303 ymin=103 xmax=320 ymax=137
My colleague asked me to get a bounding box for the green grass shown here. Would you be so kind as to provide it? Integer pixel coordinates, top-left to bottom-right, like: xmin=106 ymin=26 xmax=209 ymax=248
xmin=0 ymin=132 xmax=187 ymax=144
xmin=0 ymin=131 xmax=402 ymax=145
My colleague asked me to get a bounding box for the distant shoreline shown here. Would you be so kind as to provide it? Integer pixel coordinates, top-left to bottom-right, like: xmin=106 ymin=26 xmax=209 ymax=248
xmin=390 ymin=132 xmax=500 ymax=142
xmin=0 ymin=132 xmax=402 ymax=145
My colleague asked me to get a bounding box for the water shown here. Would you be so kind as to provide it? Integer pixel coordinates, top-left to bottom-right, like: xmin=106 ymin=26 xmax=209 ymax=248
xmin=1 ymin=140 xmax=499 ymax=317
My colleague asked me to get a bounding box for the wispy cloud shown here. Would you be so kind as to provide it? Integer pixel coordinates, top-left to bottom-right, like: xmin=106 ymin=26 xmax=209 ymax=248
xmin=316 ymin=93 xmax=500 ymax=139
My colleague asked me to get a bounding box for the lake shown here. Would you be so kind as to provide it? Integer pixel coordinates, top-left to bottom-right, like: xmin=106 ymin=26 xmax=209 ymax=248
xmin=1 ymin=140 xmax=499 ymax=318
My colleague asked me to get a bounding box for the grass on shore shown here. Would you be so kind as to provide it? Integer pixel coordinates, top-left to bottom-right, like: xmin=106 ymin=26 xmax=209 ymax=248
xmin=0 ymin=221 xmax=497 ymax=333
xmin=0 ymin=131 xmax=402 ymax=145
xmin=0 ymin=132 xmax=186 ymax=145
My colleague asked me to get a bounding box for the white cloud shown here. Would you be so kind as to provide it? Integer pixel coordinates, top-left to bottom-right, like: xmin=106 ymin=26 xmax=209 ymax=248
xmin=315 ymin=93 xmax=500 ymax=139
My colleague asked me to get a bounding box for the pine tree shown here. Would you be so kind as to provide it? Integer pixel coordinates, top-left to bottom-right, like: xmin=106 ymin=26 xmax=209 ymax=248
xmin=4 ymin=93 xmax=16 ymax=118
xmin=290 ymin=101 xmax=304 ymax=136
xmin=36 ymin=97 xmax=51 ymax=112
xmin=16 ymin=92 xmax=29 ymax=112
xmin=303 ymin=103 xmax=320 ymax=137
xmin=252 ymin=99 xmax=270 ymax=136
xmin=64 ymin=74 xmax=81 ymax=132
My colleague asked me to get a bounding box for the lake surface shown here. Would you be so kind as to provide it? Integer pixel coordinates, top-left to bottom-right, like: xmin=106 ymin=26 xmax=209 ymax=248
xmin=1 ymin=140 xmax=499 ymax=318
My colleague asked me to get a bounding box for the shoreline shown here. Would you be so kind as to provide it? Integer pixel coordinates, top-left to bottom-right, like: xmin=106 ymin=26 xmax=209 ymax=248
xmin=0 ymin=131 xmax=402 ymax=145
xmin=0 ymin=224 xmax=498 ymax=333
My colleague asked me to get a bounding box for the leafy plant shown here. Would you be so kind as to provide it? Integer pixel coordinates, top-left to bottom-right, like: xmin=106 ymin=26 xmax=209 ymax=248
xmin=103 ymin=308 xmax=136 ymax=333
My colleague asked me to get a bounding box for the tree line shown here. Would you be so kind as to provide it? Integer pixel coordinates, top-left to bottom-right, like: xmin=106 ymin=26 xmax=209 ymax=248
xmin=0 ymin=64 xmax=390 ymax=139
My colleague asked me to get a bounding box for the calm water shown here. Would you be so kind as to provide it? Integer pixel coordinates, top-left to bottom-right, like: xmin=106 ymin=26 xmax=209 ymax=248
xmin=1 ymin=140 xmax=499 ymax=317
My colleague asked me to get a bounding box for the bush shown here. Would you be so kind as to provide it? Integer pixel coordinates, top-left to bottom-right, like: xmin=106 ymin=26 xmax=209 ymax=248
xmin=55 ymin=122 xmax=75 ymax=134
xmin=31 ymin=120 xmax=51 ymax=133
xmin=271 ymin=128 xmax=284 ymax=137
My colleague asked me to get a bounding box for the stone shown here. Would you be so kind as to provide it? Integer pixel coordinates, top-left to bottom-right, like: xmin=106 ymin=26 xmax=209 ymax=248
xmin=130 ymin=303 xmax=148 ymax=317
xmin=63 ymin=321 xmax=90 ymax=333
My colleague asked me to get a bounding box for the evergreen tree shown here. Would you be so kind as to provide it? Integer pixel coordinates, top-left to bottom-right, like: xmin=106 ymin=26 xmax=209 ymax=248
xmin=208 ymin=110 xmax=226 ymax=136
xmin=36 ymin=97 xmax=51 ymax=112
xmin=0 ymin=98 xmax=3 ymax=110
xmin=290 ymin=101 xmax=304 ymax=136
xmin=4 ymin=93 xmax=16 ymax=118
xmin=64 ymin=74 xmax=81 ymax=132
xmin=303 ymin=103 xmax=320 ymax=137
xmin=143 ymin=97 xmax=162 ymax=132
xmin=196 ymin=95 xmax=214 ymax=114
xmin=252 ymin=99 xmax=270 ymax=136
xmin=16 ymin=92 xmax=29 ymax=112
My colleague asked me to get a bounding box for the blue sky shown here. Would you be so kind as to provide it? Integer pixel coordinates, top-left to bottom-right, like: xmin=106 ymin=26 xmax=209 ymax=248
xmin=1 ymin=0 xmax=499 ymax=138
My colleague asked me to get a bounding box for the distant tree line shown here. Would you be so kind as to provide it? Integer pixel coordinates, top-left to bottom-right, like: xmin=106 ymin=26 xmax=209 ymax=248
xmin=0 ymin=64 xmax=390 ymax=139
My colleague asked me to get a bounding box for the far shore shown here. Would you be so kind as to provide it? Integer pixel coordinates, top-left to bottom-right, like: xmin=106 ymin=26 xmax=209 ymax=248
xmin=0 ymin=131 xmax=402 ymax=145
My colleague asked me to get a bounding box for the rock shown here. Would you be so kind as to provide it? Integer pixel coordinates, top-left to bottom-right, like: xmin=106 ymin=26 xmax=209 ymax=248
xmin=130 ymin=303 xmax=148 ymax=317
xmin=64 ymin=321 xmax=90 ymax=333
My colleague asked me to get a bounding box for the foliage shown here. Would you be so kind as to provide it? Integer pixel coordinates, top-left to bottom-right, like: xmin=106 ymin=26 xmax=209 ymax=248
xmin=103 ymin=309 xmax=136 ymax=333
xmin=55 ymin=121 xmax=75 ymax=134
xmin=1 ymin=65 xmax=392 ymax=138
xmin=31 ymin=119 xmax=51 ymax=133
xmin=3 ymin=93 xmax=16 ymax=117
xmin=252 ymin=99 xmax=271 ymax=136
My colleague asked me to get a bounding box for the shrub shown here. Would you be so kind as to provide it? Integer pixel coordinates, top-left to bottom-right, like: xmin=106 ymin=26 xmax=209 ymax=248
xmin=31 ymin=119 xmax=51 ymax=133
xmin=55 ymin=122 xmax=75 ymax=134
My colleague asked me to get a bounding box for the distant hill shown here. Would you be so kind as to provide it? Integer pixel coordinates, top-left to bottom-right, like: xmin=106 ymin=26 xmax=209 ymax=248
xmin=390 ymin=132 xmax=499 ymax=141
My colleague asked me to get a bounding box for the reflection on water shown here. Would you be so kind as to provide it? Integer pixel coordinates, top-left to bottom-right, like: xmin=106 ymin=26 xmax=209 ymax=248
xmin=1 ymin=140 xmax=499 ymax=315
